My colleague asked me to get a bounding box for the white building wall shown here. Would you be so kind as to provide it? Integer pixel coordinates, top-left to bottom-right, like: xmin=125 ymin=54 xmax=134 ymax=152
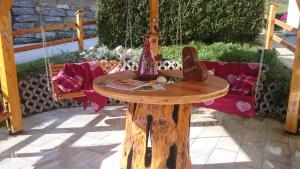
xmin=287 ymin=0 xmax=300 ymax=28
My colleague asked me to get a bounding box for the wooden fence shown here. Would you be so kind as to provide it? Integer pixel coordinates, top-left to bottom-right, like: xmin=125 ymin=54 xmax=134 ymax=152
xmin=13 ymin=10 xmax=96 ymax=53
xmin=265 ymin=3 xmax=297 ymax=53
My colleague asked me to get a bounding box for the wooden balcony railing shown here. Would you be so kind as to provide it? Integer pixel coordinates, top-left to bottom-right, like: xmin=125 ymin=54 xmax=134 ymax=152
xmin=264 ymin=3 xmax=297 ymax=53
xmin=13 ymin=10 xmax=96 ymax=53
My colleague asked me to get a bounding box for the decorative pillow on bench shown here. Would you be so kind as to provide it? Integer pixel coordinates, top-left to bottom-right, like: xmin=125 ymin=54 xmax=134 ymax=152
xmin=52 ymin=71 xmax=83 ymax=93
xmin=229 ymin=72 xmax=257 ymax=96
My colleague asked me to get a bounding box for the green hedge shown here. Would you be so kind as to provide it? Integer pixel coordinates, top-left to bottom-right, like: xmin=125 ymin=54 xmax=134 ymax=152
xmin=96 ymin=0 xmax=264 ymax=48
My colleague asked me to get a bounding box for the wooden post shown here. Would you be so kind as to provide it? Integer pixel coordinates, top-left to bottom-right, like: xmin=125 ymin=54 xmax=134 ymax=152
xmin=265 ymin=3 xmax=278 ymax=49
xmin=149 ymin=0 xmax=159 ymax=61
xmin=285 ymin=0 xmax=300 ymax=133
xmin=0 ymin=0 xmax=23 ymax=133
xmin=75 ymin=10 xmax=84 ymax=52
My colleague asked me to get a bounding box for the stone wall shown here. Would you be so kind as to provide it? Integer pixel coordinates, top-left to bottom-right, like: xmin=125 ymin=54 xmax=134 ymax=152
xmin=12 ymin=0 xmax=97 ymax=44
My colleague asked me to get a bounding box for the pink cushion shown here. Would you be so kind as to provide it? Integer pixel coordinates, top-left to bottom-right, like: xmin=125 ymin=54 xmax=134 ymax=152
xmin=230 ymin=73 xmax=257 ymax=96
xmin=195 ymin=94 xmax=255 ymax=117
xmin=0 ymin=104 xmax=4 ymax=115
xmin=52 ymin=71 xmax=82 ymax=93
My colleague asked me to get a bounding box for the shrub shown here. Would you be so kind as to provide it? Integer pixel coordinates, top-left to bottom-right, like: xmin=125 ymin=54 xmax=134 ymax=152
xmin=96 ymin=0 xmax=264 ymax=48
xmin=17 ymin=52 xmax=82 ymax=80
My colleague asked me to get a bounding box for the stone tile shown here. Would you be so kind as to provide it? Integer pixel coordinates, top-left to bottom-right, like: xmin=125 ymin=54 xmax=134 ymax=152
xmin=289 ymin=135 xmax=300 ymax=161
xmin=0 ymin=156 xmax=43 ymax=169
xmin=263 ymin=160 xmax=291 ymax=169
xmin=242 ymin=131 xmax=266 ymax=147
xmin=190 ymin=137 xmax=220 ymax=157
xmin=57 ymin=114 xmax=99 ymax=128
xmin=88 ymin=151 xmax=122 ymax=169
xmin=264 ymin=141 xmax=291 ymax=164
xmin=199 ymin=126 xmax=230 ymax=138
xmin=203 ymin=163 xmax=234 ymax=169
xmin=206 ymin=148 xmax=237 ymax=164
xmin=247 ymin=118 xmax=267 ymax=133
xmin=235 ymin=144 xmax=264 ymax=169
xmin=216 ymin=135 xmax=243 ymax=152
xmin=0 ymin=134 xmax=31 ymax=154
xmin=190 ymin=126 xmax=206 ymax=139
xmin=61 ymin=149 xmax=104 ymax=169
xmin=0 ymin=106 xmax=296 ymax=169
xmin=191 ymin=152 xmax=209 ymax=165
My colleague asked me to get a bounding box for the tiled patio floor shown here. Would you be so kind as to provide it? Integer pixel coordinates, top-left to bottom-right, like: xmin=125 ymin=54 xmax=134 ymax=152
xmin=0 ymin=106 xmax=299 ymax=169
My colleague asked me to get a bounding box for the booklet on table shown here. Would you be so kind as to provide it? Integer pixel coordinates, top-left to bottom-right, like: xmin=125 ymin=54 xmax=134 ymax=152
xmin=105 ymin=79 xmax=165 ymax=91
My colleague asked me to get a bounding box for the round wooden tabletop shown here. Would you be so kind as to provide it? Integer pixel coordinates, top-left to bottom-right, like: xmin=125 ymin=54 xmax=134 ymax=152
xmin=93 ymin=70 xmax=229 ymax=105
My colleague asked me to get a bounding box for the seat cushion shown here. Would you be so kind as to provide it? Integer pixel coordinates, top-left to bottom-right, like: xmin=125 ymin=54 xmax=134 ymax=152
xmin=195 ymin=94 xmax=255 ymax=117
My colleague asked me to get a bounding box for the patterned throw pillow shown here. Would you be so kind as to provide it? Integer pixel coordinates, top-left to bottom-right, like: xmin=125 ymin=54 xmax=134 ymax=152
xmin=230 ymin=73 xmax=257 ymax=96
xmin=52 ymin=71 xmax=83 ymax=93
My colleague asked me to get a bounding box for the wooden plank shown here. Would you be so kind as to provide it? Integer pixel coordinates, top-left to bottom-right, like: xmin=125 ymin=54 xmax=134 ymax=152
xmin=264 ymin=14 xmax=298 ymax=34
xmin=149 ymin=0 xmax=159 ymax=61
xmin=75 ymin=10 xmax=84 ymax=52
xmin=93 ymin=71 xmax=229 ymax=105
xmin=273 ymin=34 xmax=296 ymax=53
xmin=0 ymin=113 xmax=11 ymax=123
xmin=0 ymin=0 xmax=13 ymax=16
xmin=83 ymin=20 xmax=96 ymax=26
xmin=14 ymin=38 xmax=76 ymax=53
xmin=265 ymin=3 xmax=278 ymax=49
xmin=13 ymin=22 xmax=76 ymax=36
xmin=274 ymin=19 xmax=298 ymax=34
xmin=285 ymin=0 xmax=300 ymax=133
xmin=14 ymin=34 xmax=95 ymax=53
xmin=0 ymin=4 xmax=23 ymax=133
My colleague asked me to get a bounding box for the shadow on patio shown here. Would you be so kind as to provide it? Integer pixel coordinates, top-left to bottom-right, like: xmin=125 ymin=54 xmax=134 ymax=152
xmin=0 ymin=106 xmax=299 ymax=169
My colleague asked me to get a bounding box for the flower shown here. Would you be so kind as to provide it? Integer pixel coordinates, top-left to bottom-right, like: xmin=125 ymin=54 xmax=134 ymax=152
xmin=115 ymin=46 xmax=124 ymax=55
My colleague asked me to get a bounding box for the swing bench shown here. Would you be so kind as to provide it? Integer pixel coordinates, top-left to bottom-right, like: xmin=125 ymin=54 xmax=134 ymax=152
xmin=195 ymin=61 xmax=261 ymax=117
xmin=49 ymin=61 xmax=119 ymax=101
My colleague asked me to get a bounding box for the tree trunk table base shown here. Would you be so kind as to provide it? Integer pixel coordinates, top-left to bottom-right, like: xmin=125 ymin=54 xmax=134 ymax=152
xmin=121 ymin=103 xmax=192 ymax=169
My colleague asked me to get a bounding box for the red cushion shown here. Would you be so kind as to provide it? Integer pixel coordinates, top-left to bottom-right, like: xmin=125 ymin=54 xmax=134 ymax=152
xmin=52 ymin=71 xmax=82 ymax=93
xmin=195 ymin=94 xmax=255 ymax=117
xmin=0 ymin=104 xmax=4 ymax=115
xmin=88 ymin=61 xmax=105 ymax=79
xmin=230 ymin=73 xmax=257 ymax=96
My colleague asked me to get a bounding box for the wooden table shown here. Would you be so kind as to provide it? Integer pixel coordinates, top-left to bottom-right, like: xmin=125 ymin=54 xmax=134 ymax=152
xmin=93 ymin=70 xmax=229 ymax=169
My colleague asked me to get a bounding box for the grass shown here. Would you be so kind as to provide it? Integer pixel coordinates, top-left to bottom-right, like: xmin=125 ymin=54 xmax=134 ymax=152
xmin=17 ymin=52 xmax=82 ymax=80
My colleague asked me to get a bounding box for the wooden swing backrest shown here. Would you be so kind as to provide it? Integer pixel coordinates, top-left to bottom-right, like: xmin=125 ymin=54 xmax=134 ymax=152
xmin=49 ymin=61 xmax=119 ymax=101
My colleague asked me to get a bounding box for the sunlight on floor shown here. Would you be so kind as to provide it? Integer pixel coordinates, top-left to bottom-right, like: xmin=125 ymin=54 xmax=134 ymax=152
xmin=0 ymin=106 xmax=298 ymax=169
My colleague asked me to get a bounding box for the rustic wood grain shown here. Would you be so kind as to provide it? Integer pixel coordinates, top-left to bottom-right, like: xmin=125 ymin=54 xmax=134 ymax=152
xmin=121 ymin=103 xmax=192 ymax=169
xmin=93 ymin=70 xmax=229 ymax=105
xmin=285 ymin=0 xmax=300 ymax=133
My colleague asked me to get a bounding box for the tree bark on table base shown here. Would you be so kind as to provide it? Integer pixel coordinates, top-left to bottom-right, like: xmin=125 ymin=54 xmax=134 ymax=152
xmin=121 ymin=103 xmax=192 ymax=169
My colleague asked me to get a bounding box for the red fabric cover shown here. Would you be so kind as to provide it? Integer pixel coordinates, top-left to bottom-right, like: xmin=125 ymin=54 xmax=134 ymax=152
xmin=195 ymin=94 xmax=255 ymax=117
xmin=0 ymin=104 xmax=4 ymax=116
xmin=52 ymin=71 xmax=82 ymax=93
xmin=52 ymin=61 xmax=108 ymax=112
xmin=196 ymin=61 xmax=260 ymax=117
xmin=230 ymin=72 xmax=257 ymax=96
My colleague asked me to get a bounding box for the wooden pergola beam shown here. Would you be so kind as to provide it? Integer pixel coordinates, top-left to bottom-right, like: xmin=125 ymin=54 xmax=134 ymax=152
xmin=0 ymin=0 xmax=23 ymax=133
xmin=285 ymin=0 xmax=300 ymax=133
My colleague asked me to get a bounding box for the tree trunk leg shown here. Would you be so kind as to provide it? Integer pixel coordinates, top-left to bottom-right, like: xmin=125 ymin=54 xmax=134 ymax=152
xmin=121 ymin=103 xmax=192 ymax=169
